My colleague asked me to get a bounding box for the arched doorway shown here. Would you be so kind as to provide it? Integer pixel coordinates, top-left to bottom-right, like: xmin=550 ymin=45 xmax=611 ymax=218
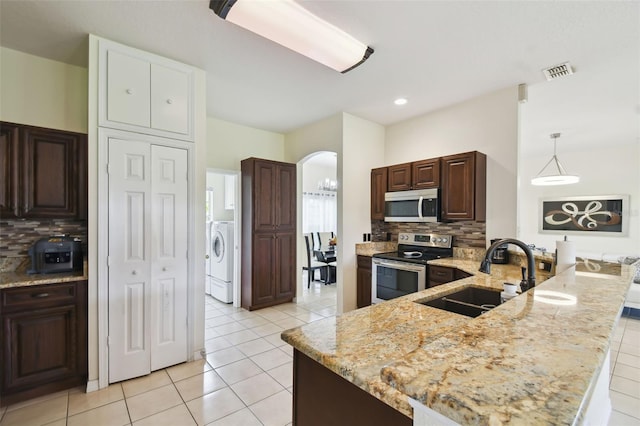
xmin=299 ymin=152 xmax=338 ymax=311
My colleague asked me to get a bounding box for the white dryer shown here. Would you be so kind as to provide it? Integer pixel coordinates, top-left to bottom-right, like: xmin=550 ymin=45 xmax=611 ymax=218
xmin=210 ymin=221 xmax=234 ymax=303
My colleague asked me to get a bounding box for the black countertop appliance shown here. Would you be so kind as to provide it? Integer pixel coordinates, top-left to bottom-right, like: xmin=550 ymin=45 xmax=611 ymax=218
xmin=490 ymin=239 xmax=510 ymax=264
xmin=28 ymin=235 xmax=83 ymax=274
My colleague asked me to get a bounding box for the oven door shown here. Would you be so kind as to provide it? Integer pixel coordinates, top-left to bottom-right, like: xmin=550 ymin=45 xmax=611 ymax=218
xmin=371 ymin=258 xmax=426 ymax=304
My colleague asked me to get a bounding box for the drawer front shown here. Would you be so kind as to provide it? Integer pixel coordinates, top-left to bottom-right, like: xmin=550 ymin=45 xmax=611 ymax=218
xmin=429 ymin=266 xmax=454 ymax=283
xmin=2 ymin=283 xmax=77 ymax=312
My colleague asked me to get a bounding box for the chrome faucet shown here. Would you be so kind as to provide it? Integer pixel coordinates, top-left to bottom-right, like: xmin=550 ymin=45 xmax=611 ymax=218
xmin=479 ymin=238 xmax=536 ymax=292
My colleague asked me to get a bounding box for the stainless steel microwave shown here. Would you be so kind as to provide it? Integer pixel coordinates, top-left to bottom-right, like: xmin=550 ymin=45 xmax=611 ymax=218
xmin=384 ymin=188 xmax=440 ymax=222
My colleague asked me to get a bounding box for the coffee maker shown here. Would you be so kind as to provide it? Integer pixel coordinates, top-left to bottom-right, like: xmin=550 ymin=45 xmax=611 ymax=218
xmin=490 ymin=239 xmax=510 ymax=264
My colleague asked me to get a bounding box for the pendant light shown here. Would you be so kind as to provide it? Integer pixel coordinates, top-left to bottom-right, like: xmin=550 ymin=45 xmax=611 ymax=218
xmin=531 ymin=133 xmax=580 ymax=186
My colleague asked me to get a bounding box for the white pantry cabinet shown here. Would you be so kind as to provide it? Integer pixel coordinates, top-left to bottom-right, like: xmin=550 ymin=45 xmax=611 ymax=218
xmin=91 ymin=34 xmax=203 ymax=389
xmin=98 ymin=39 xmax=194 ymax=141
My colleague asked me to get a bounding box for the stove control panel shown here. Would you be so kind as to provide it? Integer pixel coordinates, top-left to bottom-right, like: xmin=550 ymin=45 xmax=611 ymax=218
xmin=398 ymin=232 xmax=453 ymax=249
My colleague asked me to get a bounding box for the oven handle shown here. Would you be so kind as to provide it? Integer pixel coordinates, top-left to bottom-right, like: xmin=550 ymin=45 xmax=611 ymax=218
xmin=372 ymin=258 xmax=426 ymax=272
xmin=417 ymin=196 xmax=424 ymax=220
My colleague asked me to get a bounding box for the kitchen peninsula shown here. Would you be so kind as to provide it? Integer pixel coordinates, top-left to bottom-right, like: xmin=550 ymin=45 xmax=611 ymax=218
xmin=281 ymin=257 xmax=636 ymax=425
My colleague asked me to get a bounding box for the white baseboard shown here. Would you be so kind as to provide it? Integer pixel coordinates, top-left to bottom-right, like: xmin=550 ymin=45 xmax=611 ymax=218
xmin=85 ymin=379 xmax=101 ymax=393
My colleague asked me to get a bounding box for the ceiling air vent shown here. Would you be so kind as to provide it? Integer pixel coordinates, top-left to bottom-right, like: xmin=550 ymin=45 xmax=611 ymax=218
xmin=542 ymin=62 xmax=574 ymax=81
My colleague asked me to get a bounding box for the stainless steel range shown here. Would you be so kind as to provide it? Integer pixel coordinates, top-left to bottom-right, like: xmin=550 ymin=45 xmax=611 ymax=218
xmin=371 ymin=232 xmax=453 ymax=303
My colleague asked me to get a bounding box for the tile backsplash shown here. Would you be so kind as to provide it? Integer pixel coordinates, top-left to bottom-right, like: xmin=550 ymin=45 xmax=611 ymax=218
xmin=371 ymin=220 xmax=486 ymax=248
xmin=0 ymin=218 xmax=88 ymax=271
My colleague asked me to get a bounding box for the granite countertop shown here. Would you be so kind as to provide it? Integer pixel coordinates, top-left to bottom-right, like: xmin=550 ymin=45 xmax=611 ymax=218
xmin=281 ymin=257 xmax=635 ymax=424
xmin=0 ymin=261 xmax=88 ymax=290
xmin=355 ymin=241 xmax=397 ymax=256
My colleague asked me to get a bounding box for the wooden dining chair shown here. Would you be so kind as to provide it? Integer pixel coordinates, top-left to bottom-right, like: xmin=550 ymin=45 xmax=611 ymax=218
xmin=303 ymin=235 xmax=327 ymax=288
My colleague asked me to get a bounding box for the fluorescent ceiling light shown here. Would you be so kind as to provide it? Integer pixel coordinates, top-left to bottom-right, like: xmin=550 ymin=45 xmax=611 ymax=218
xmin=210 ymin=0 xmax=374 ymax=73
xmin=531 ymin=133 xmax=580 ymax=186
xmin=394 ymin=98 xmax=408 ymax=106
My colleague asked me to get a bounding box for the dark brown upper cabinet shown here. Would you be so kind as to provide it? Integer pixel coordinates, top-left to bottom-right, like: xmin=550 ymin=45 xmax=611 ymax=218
xmin=370 ymin=167 xmax=387 ymax=220
xmin=440 ymin=151 xmax=486 ymax=221
xmin=0 ymin=123 xmax=20 ymax=218
xmin=387 ymin=158 xmax=441 ymax=192
xmin=387 ymin=162 xmax=412 ymax=192
xmin=0 ymin=122 xmax=87 ymax=219
xmin=412 ymin=158 xmax=440 ymax=190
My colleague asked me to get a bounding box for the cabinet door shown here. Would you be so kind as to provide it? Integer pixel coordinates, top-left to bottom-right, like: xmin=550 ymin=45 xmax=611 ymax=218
xmin=252 ymin=234 xmax=277 ymax=306
xmin=22 ymin=127 xmax=79 ymax=218
xmin=412 ymin=158 xmax=440 ymax=189
xmin=151 ymin=63 xmax=190 ymax=136
xmin=149 ymin=145 xmax=188 ymax=371
xmin=107 ymin=138 xmax=189 ymax=382
xmin=106 ymin=49 xmax=151 ymax=128
xmin=370 ymin=167 xmax=387 ymax=220
xmin=387 ymin=163 xmax=412 ymax=191
xmin=441 ymin=151 xmax=486 ymax=221
xmin=108 ymin=138 xmax=152 ymax=383
xmin=253 ymin=160 xmax=277 ymax=232
xmin=275 ymin=233 xmax=296 ymax=300
xmin=2 ymin=305 xmax=79 ymax=392
xmin=428 ymin=265 xmax=455 ymax=287
xmin=441 ymin=152 xmax=475 ymax=221
xmin=356 ymin=256 xmax=372 ymax=308
xmin=0 ymin=123 xmax=19 ymax=218
xmin=276 ymin=164 xmax=296 ymax=232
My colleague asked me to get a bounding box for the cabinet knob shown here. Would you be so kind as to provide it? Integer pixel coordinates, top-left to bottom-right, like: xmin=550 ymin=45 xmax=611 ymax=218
xmin=205 ymin=255 xmax=209 ymax=259
xmin=166 ymin=99 xmax=173 ymax=104
xmin=162 ymin=267 xmax=167 ymax=272
xmin=132 ymin=270 xmax=137 ymax=275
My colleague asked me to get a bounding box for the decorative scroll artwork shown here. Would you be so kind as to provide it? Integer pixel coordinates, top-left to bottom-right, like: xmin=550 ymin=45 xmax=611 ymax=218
xmin=540 ymin=195 xmax=628 ymax=236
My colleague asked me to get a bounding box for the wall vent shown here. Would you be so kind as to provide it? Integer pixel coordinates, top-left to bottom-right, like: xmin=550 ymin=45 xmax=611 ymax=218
xmin=543 ymin=62 xmax=574 ymax=81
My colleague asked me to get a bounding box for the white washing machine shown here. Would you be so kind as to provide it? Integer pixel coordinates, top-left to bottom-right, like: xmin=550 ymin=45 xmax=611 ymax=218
xmin=210 ymin=221 xmax=234 ymax=303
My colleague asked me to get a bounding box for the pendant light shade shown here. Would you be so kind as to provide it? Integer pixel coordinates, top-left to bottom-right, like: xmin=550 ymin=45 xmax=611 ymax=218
xmin=209 ymin=0 xmax=374 ymax=73
xmin=531 ymin=133 xmax=580 ymax=186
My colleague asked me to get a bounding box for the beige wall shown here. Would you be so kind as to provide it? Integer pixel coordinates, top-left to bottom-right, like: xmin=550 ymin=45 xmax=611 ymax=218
xmin=341 ymin=113 xmax=385 ymax=312
xmin=385 ymin=86 xmax=519 ymax=243
xmin=206 ymin=117 xmax=285 ymax=170
xmin=0 ymin=47 xmax=88 ymax=133
xmin=284 ymin=113 xmax=385 ymax=313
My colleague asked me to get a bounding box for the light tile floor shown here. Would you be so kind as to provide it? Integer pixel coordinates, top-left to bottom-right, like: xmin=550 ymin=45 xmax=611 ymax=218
xmin=0 ymin=278 xmax=337 ymax=426
xmin=1 ymin=278 xmax=639 ymax=426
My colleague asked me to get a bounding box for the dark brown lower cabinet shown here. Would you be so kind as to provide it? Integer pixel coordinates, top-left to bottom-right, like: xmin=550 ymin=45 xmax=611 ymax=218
xmin=428 ymin=265 xmax=472 ymax=288
xmin=356 ymin=255 xmax=372 ymax=308
xmin=1 ymin=280 xmax=87 ymax=406
xmin=293 ymin=349 xmax=412 ymax=426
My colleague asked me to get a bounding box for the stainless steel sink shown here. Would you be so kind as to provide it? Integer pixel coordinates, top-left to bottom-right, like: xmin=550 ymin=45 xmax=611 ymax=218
xmin=416 ymin=287 xmax=503 ymax=318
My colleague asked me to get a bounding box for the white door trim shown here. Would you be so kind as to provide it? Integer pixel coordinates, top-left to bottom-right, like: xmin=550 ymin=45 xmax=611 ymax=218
xmin=97 ymin=127 xmax=195 ymax=388
xmin=205 ymin=168 xmax=241 ymax=308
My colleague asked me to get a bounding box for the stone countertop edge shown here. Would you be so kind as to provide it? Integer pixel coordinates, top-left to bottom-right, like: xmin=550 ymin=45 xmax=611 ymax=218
xmin=281 ymin=257 xmax=636 ymax=424
xmin=0 ymin=262 xmax=88 ymax=289
xmin=355 ymin=241 xmax=397 ymax=256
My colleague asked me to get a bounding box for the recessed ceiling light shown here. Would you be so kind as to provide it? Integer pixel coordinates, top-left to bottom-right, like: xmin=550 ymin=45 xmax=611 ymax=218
xmin=394 ymin=98 xmax=408 ymax=106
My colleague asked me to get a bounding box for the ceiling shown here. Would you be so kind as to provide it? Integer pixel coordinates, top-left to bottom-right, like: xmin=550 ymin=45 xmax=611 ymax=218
xmin=0 ymin=1 xmax=638 ymax=134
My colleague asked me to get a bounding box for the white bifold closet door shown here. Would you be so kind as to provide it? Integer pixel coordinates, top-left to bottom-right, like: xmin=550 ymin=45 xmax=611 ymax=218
xmin=108 ymin=138 xmax=188 ymax=383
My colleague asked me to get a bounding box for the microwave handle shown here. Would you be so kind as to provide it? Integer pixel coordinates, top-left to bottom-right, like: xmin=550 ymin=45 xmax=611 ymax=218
xmin=417 ymin=196 xmax=424 ymax=220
